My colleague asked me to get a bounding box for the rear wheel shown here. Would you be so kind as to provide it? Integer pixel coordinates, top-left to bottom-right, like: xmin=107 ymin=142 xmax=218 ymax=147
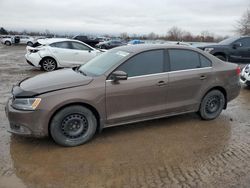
xmin=5 ymin=41 xmax=11 ymax=46
xmin=50 ymin=105 xmax=97 ymax=147
xmin=41 ymin=57 xmax=57 ymax=71
xmin=199 ymin=90 xmax=225 ymax=120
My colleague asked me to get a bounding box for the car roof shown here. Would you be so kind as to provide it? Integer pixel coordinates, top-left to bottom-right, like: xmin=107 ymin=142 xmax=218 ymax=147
xmin=112 ymin=44 xmax=198 ymax=53
xmin=37 ymin=38 xmax=75 ymax=45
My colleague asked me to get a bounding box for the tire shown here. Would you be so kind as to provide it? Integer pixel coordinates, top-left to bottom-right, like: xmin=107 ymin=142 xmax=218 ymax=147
xmin=50 ymin=105 xmax=97 ymax=147
xmin=5 ymin=41 xmax=11 ymax=46
xmin=215 ymin=55 xmax=226 ymax=61
xmin=27 ymin=41 xmax=33 ymax=46
xmin=199 ymin=90 xmax=225 ymax=120
xmin=41 ymin=57 xmax=57 ymax=72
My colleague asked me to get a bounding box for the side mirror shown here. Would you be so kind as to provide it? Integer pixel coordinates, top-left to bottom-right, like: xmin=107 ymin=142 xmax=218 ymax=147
xmin=111 ymin=71 xmax=128 ymax=82
xmin=233 ymin=42 xmax=242 ymax=49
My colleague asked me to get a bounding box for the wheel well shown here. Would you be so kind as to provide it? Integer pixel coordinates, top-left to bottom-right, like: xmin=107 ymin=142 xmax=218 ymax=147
xmin=213 ymin=52 xmax=226 ymax=58
xmin=204 ymin=86 xmax=227 ymax=109
xmin=39 ymin=56 xmax=57 ymax=66
xmin=48 ymin=102 xmax=101 ymax=137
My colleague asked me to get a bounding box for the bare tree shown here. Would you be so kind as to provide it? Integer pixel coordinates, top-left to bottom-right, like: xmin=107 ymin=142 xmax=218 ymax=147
xmin=167 ymin=26 xmax=183 ymax=41
xmin=147 ymin=32 xmax=158 ymax=40
xmin=120 ymin=32 xmax=129 ymax=40
xmin=182 ymin=31 xmax=193 ymax=42
xmin=200 ymin=31 xmax=215 ymax=42
xmin=236 ymin=8 xmax=250 ymax=35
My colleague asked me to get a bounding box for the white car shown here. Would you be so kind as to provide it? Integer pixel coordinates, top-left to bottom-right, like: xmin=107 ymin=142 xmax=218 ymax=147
xmin=19 ymin=35 xmax=35 ymax=46
xmin=25 ymin=38 xmax=102 ymax=71
xmin=1 ymin=35 xmax=35 ymax=46
xmin=1 ymin=35 xmax=15 ymax=46
xmin=240 ymin=64 xmax=250 ymax=86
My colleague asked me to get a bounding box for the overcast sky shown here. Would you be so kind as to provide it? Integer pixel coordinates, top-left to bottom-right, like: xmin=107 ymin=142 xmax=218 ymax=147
xmin=0 ymin=0 xmax=249 ymax=36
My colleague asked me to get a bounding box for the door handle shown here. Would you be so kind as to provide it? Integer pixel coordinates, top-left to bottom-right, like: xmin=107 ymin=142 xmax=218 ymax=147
xmin=157 ymin=80 xmax=166 ymax=86
xmin=200 ymin=75 xmax=207 ymax=80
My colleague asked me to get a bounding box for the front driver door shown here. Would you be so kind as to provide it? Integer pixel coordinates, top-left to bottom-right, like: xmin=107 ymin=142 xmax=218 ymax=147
xmin=105 ymin=50 xmax=169 ymax=125
xmin=70 ymin=42 xmax=98 ymax=64
xmin=233 ymin=37 xmax=250 ymax=62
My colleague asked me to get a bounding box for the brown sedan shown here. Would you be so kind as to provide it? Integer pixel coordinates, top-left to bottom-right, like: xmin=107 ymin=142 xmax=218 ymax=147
xmin=5 ymin=45 xmax=241 ymax=146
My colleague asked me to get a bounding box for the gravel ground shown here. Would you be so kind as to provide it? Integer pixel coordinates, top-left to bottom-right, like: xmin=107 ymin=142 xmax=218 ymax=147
xmin=0 ymin=45 xmax=250 ymax=188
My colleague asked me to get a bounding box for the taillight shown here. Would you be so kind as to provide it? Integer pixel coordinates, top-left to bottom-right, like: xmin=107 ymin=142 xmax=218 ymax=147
xmin=236 ymin=66 xmax=241 ymax=76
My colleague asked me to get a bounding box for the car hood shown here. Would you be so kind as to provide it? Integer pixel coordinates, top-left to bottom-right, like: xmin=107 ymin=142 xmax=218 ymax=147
xmin=13 ymin=68 xmax=93 ymax=97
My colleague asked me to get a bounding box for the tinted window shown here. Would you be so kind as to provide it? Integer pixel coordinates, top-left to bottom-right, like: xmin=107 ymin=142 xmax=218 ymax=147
xmin=200 ymin=55 xmax=212 ymax=67
xmin=71 ymin=42 xmax=91 ymax=51
xmin=50 ymin=42 xmax=70 ymax=49
xmin=169 ymin=49 xmax=200 ymax=71
xmin=236 ymin=38 xmax=250 ymax=47
xmin=117 ymin=50 xmax=164 ymax=77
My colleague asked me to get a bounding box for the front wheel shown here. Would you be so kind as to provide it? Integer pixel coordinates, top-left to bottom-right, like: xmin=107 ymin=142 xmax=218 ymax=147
xmin=41 ymin=57 xmax=57 ymax=71
xmin=215 ymin=55 xmax=227 ymax=61
xmin=199 ymin=90 xmax=225 ymax=120
xmin=50 ymin=105 xmax=97 ymax=147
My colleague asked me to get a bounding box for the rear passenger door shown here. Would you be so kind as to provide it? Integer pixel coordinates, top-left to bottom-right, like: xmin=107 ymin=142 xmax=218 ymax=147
xmin=105 ymin=50 xmax=169 ymax=125
xmin=166 ymin=49 xmax=213 ymax=113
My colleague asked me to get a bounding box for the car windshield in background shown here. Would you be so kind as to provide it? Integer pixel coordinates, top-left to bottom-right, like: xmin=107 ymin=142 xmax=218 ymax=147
xmin=218 ymin=37 xmax=240 ymax=45
xmin=79 ymin=50 xmax=130 ymax=76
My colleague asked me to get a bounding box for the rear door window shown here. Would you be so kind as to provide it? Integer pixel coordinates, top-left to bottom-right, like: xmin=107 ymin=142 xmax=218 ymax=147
xmin=236 ymin=37 xmax=250 ymax=47
xmin=50 ymin=42 xmax=71 ymax=49
xmin=169 ymin=49 xmax=201 ymax=71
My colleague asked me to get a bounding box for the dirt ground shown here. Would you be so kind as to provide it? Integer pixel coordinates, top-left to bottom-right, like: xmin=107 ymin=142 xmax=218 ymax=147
xmin=0 ymin=45 xmax=250 ymax=188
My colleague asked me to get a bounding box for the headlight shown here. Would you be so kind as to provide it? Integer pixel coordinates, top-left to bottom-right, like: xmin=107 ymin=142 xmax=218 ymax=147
xmin=11 ymin=98 xmax=41 ymax=111
xmin=244 ymin=64 xmax=250 ymax=73
xmin=204 ymin=48 xmax=214 ymax=53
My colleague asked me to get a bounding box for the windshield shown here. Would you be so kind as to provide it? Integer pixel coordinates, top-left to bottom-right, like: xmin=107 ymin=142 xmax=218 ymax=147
xmin=79 ymin=50 xmax=130 ymax=76
xmin=218 ymin=37 xmax=240 ymax=45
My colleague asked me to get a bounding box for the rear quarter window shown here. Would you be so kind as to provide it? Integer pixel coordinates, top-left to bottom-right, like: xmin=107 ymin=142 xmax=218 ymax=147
xmin=200 ymin=55 xmax=212 ymax=67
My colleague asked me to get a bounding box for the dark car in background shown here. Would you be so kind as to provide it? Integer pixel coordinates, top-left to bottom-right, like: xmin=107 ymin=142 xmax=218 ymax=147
xmin=6 ymin=44 xmax=240 ymax=146
xmin=96 ymin=40 xmax=126 ymax=49
xmin=199 ymin=36 xmax=250 ymax=62
xmin=73 ymin=35 xmax=99 ymax=47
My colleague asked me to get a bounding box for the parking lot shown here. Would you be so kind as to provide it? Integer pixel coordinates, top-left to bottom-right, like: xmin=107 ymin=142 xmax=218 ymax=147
xmin=0 ymin=45 xmax=250 ymax=188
